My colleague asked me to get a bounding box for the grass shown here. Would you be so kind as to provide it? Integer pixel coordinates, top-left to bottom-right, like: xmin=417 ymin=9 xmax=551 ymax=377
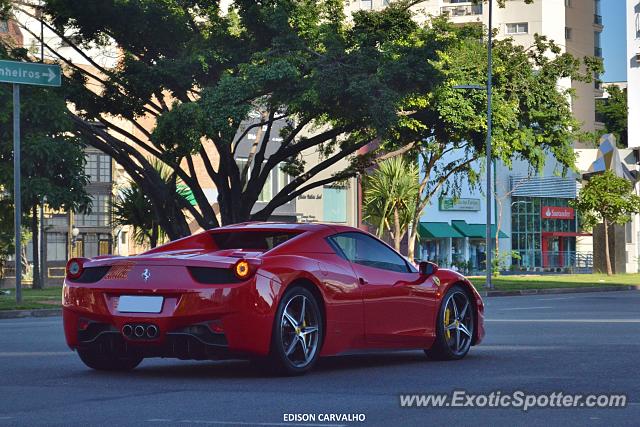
xmin=0 ymin=286 xmax=62 ymax=310
xmin=469 ymin=273 xmax=640 ymax=291
xmin=0 ymin=273 xmax=639 ymax=310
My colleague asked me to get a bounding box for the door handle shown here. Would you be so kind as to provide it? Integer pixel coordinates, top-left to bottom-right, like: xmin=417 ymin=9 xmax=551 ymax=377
xmin=359 ymin=277 xmax=368 ymax=285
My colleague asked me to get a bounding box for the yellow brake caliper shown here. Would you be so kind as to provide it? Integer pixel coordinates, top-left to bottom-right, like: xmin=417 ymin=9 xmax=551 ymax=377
xmin=444 ymin=307 xmax=451 ymax=339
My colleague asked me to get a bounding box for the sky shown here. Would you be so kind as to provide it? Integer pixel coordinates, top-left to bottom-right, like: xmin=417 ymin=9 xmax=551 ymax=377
xmin=601 ymin=0 xmax=627 ymax=82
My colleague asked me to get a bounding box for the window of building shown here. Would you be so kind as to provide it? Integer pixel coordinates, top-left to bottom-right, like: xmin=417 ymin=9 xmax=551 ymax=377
xmin=0 ymin=21 xmax=8 ymax=33
xmin=120 ymin=231 xmax=128 ymax=245
xmin=75 ymin=194 xmax=111 ymax=227
xmin=323 ymin=186 xmax=347 ymax=223
xmin=506 ymin=23 xmax=528 ymax=35
xmin=565 ymin=27 xmax=572 ymax=40
xmin=626 ymin=222 xmax=633 ymax=244
xmin=237 ymin=158 xmax=289 ymax=203
xmin=46 ymin=233 xmax=67 ymax=261
xmin=99 ymin=234 xmax=111 ymax=255
xmin=360 ymin=0 xmax=373 ymax=9
xmin=564 ymin=0 xmax=571 ymax=7
xmin=83 ymin=234 xmax=98 ymax=258
xmin=85 ymin=153 xmax=111 ymax=183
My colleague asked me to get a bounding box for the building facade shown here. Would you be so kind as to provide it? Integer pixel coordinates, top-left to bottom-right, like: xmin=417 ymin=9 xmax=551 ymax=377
xmin=628 ymin=0 xmax=640 ymax=149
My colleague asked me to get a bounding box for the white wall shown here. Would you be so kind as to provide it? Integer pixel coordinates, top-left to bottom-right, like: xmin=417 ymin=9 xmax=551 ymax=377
xmin=628 ymin=0 xmax=640 ymax=148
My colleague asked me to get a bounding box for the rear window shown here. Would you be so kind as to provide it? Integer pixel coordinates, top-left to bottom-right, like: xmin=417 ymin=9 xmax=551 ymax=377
xmin=210 ymin=231 xmax=300 ymax=251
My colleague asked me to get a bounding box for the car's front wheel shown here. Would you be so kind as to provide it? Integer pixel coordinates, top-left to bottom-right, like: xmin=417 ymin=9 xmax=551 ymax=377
xmin=269 ymin=287 xmax=323 ymax=375
xmin=425 ymin=285 xmax=475 ymax=360
xmin=77 ymin=349 xmax=143 ymax=371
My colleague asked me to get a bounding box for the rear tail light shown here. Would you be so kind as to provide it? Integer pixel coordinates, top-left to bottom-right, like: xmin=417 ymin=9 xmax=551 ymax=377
xmin=66 ymin=258 xmax=87 ymax=280
xmin=234 ymin=260 xmax=251 ymax=280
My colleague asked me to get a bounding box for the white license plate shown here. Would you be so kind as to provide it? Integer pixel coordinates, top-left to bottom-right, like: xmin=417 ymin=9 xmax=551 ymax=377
xmin=117 ymin=296 xmax=164 ymax=313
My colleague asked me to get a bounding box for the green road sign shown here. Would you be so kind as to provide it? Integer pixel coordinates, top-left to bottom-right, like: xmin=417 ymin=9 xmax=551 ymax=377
xmin=0 ymin=60 xmax=61 ymax=87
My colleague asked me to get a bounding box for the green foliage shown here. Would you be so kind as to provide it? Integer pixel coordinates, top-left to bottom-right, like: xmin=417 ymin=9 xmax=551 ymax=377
xmin=364 ymin=156 xmax=419 ymax=241
xmin=0 ymin=46 xmax=90 ymax=214
xmin=112 ymin=160 xmax=191 ymax=248
xmin=570 ymin=171 xmax=640 ymax=231
xmin=596 ymin=86 xmax=628 ymax=148
xmin=389 ymin=18 xmax=600 ymax=259
xmin=9 ymin=0 xmax=447 ymax=239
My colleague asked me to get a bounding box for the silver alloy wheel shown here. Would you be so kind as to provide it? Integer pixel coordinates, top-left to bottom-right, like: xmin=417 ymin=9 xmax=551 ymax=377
xmin=280 ymin=294 xmax=320 ymax=368
xmin=442 ymin=291 xmax=473 ymax=356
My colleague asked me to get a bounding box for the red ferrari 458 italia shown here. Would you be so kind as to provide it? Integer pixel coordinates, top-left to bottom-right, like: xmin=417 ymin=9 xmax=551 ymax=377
xmin=63 ymin=222 xmax=484 ymax=375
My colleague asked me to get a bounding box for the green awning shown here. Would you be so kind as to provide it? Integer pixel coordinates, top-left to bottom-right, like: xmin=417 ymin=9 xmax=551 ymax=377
xmin=419 ymin=222 xmax=463 ymax=239
xmin=176 ymin=184 xmax=197 ymax=207
xmin=452 ymin=220 xmax=508 ymax=238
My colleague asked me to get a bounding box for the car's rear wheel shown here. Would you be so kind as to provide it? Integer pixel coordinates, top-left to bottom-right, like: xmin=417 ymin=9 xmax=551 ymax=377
xmin=425 ymin=285 xmax=474 ymax=360
xmin=269 ymin=287 xmax=323 ymax=375
xmin=77 ymin=349 xmax=143 ymax=371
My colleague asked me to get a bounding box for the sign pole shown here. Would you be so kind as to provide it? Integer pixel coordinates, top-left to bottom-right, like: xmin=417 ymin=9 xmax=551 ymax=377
xmin=13 ymin=83 xmax=21 ymax=304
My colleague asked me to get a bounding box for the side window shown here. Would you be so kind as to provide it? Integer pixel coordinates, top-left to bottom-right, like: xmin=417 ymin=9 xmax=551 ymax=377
xmin=329 ymin=232 xmax=413 ymax=273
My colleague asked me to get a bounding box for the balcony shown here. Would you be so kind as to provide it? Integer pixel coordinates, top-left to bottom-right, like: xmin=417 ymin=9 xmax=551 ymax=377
xmin=441 ymin=4 xmax=483 ymax=17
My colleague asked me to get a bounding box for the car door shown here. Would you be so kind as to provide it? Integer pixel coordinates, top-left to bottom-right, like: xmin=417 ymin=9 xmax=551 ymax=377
xmin=328 ymin=232 xmax=437 ymax=347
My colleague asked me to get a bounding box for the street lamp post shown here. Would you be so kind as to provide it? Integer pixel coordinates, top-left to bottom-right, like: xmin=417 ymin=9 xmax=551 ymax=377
xmin=485 ymin=0 xmax=494 ymax=289
xmin=453 ymin=0 xmax=494 ymax=288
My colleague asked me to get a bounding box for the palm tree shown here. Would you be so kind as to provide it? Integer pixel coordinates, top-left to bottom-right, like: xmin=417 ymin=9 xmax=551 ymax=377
xmin=364 ymin=157 xmax=419 ymax=252
xmin=112 ymin=160 xmax=192 ymax=249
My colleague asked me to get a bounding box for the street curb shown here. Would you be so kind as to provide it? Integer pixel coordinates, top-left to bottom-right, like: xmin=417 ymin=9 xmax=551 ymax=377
xmin=0 ymin=308 xmax=62 ymax=319
xmin=479 ymin=285 xmax=640 ymax=297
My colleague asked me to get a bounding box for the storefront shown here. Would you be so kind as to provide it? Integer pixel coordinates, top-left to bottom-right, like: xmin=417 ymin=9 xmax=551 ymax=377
xmin=510 ymin=196 xmax=589 ymax=270
xmin=418 ymin=220 xmax=507 ymax=272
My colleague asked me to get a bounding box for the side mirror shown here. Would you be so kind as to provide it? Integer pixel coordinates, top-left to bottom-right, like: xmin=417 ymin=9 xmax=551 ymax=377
xmin=419 ymin=261 xmax=438 ymax=276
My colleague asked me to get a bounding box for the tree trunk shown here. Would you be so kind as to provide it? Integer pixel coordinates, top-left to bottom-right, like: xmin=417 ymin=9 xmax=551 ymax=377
xmin=393 ymin=207 xmax=401 ymax=252
xmin=150 ymin=225 xmax=158 ymax=249
xmin=407 ymin=216 xmax=419 ymax=262
xmin=603 ymin=219 xmax=613 ymax=276
xmin=31 ymin=204 xmax=42 ymax=290
xmin=495 ymin=197 xmax=502 ymax=271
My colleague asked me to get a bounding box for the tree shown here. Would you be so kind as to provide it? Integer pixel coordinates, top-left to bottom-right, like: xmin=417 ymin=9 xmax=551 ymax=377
xmin=384 ymin=19 xmax=601 ymax=260
xmin=596 ymin=86 xmax=628 ymax=148
xmin=363 ymin=156 xmax=419 ymax=252
xmin=0 ymin=45 xmax=90 ymax=289
xmin=112 ymin=160 xmax=192 ymax=249
xmin=570 ymin=170 xmax=640 ymax=276
xmin=4 ymin=0 xmax=446 ymax=240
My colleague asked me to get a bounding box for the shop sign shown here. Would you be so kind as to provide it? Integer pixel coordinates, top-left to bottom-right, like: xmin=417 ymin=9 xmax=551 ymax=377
xmin=541 ymin=206 xmax=575 ymax=219
xmin=439 ymin=197 xmax=481 ymax=211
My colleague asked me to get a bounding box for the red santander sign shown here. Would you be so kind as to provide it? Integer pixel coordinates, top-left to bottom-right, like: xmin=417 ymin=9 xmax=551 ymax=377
xmin=541 ymin=206 xmax=575 ymax=220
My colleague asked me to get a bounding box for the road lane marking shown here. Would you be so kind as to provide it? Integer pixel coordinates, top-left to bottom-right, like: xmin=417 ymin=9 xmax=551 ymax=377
xmin=537 ymin=297 xmax=576 ymax=301
xmin=497 ymin=306 xmax=553 ymax=311
xmin=0 ymin=352 xmax=72 ymax=357
xmin=147 ymin=420 xmax=346 ymax=427
xmin=486 ymin=319 xmax=640 ymax=323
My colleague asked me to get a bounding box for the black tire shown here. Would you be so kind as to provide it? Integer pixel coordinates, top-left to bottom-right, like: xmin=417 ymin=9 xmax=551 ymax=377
xmin=267 ymin=286 xmax=323 ymax=376
xmin=77 ymin=349 xmax=143 ymax=371
xmin=425 ymin=285 xmax=475 ymax=361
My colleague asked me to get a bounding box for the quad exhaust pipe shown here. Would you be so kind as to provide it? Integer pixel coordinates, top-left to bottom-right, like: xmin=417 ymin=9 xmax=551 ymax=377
xmin=122 ymin=323 xmax=159 ymax=339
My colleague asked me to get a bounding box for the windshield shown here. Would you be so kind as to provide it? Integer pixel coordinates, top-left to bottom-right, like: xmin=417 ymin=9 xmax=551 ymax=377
xmin=210 ymin=231 xmax=301 ymax=251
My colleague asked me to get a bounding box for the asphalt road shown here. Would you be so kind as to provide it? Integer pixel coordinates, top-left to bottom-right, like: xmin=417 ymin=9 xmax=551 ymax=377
xmin=1 ymin=291 xmax=639 ymax=427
